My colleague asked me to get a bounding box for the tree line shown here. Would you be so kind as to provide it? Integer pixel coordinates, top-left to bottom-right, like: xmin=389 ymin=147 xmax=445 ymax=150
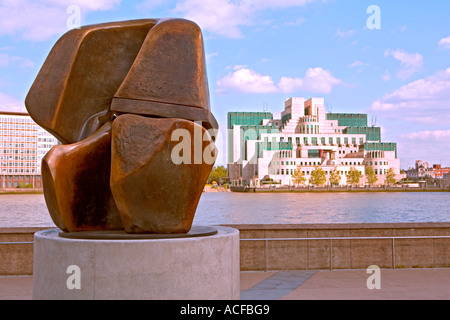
xmin=292 ymin=166 xmax=396 ymax=187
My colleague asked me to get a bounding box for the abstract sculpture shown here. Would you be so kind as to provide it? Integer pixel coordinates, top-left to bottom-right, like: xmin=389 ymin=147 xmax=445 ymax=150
xmin=25 ymin=18 xmax=217 ymax=234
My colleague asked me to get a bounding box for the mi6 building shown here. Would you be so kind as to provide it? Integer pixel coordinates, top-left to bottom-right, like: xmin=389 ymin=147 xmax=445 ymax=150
xmin=228 ymin=97 xmax=400 ymax=186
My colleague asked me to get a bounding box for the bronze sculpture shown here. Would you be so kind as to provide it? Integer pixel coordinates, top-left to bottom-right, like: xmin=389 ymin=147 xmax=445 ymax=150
xmin=26 ymin=18 xmax=217 ymax=234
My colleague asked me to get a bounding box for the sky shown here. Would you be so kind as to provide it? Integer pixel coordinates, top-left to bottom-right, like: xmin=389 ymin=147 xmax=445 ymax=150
xmin=0 ymin=0 xmax=449 ymax=169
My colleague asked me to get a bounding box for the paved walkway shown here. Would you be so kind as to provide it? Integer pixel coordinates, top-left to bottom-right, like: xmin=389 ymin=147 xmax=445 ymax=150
xmin=2 ymin=269 xmax=450 ymax=300
xmin=241 ymin=269 xmax=450 ymax=300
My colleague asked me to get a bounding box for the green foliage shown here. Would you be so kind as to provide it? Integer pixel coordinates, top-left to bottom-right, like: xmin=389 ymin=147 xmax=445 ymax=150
xmin=292 ymin=166 xmax=307 ymax=186
xmin=365 ymin=166 xmax=378 ymax=185
xmin=207 ymin=166 xmax=227 ymax=184
xmin=385 ymin=167 xmax=396 ymax=185
xmin=309 ymin=166 xmax=327 ymax=186
xmin=17 ymin=182 xmax=33 ymax=188
xmin=346 ymin=167 xmax=362 ymax=186
xmin=329 ymin=168 xmax=341 ymax=186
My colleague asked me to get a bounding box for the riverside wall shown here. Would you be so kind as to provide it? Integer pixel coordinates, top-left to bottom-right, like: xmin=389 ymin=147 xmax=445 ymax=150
xmin=2 ymin=223 xmax=450 ymax=275
xmin=230 ymin=185 xmax=450 ymax=193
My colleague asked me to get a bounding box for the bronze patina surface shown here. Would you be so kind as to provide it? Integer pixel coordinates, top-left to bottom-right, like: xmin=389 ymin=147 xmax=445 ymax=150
xmin=110 ymin=115 xmax=215 ymax=234
xmin=58 ymin=225 xmax=218 ymax=240
xmin=26 ymin=18 xmax=217 ymax=234
xmin=41 ymin=123 xmax=122 ymax=232
xmin=26 ymin=19 xmax=158 ymax=145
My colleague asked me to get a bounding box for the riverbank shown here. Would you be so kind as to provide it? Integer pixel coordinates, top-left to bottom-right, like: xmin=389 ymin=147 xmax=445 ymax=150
xmin=231 ymin=185 xmax=450 ymax=193
xmin=203 ymin=186 xmax=230 ymax=192
xmin=0 ymin=188 xmax=43 ymax=195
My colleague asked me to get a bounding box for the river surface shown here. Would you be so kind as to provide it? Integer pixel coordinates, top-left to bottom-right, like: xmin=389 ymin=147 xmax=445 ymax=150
xmin=0 ymin=192 xmax=449 ymax=228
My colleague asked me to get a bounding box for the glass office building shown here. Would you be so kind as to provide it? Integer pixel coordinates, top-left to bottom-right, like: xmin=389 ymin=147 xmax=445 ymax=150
xmin=0 ymin=112 xmax=58 ymax=188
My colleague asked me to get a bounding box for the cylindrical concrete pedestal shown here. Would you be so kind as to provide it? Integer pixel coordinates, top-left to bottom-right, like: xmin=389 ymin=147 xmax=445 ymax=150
xmin=33 ymin=226 xmax=240 ymax=300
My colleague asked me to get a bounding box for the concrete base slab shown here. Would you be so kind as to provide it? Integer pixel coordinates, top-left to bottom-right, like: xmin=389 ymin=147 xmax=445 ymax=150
xmin=33 ymin=226 xmax=240 ymax=300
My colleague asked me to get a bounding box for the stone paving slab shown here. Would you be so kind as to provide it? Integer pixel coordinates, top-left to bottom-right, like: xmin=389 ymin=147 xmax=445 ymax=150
xmin=1 ymin=269 xmax=450 ymax=300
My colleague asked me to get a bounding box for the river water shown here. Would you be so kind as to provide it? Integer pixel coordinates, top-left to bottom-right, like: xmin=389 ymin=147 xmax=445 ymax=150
xmin=0 ymin=192 xmax=449 ymax=228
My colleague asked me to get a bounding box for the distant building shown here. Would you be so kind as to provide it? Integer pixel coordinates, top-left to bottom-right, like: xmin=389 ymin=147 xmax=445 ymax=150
xmin=0 ymin=111 xmax=58 ymax=188
xmin=228 ymin=97 xmax=401 ymax=186
xmin=432 ymin=164 xmax=450 ymax=179
xmin=407 ymin=161 xmax=450 ymax=181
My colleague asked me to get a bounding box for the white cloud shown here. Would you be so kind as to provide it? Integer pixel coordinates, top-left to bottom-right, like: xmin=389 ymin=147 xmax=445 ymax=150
xmin=381 ymin=70 xmax=391 ymax=82
xmin=0 ymin=92 xmax=26 ymax=113
xmin=384 ymin=49 xmax=423 ymax=80
xmin=438 ymin=36 xmax=450 ymax=50
xmin=173 ymin=0 xmax=318 ymax=38
xmin=0 ymin=53 xmax=34 ymax=69
xmin=348 ymin=60 xmax=364 ymax=68
xmin=216 ymin=67 xmax=278 ymax=93
xmin=0 ymin=0 xmax=121 ymax=41
xmin=206 ymin=52 xmax=219 ymax=60
xmin=336 ymin=28 xmax=355 ymax=38
xmin=284 ymin=17 xmax=306 ymax=26
xmin=401 ymin=130 xmax=450 ymax=141
xmin=279 ymin=67 xmax=342 ymax=94
xmin=398 ymin=130 xmax=450 ymax=167
xmin=371 ymin=68 xmax=450 ymax=124
xmin=217 ymin=66 xmax=341 ymax=94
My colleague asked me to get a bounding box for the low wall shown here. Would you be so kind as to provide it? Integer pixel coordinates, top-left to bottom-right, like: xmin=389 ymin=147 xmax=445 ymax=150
xmin=231 ymin=185 xmax=450 ymax=192
xmin=0 ymin=227 xmax=49 ymax=275
xmin=223 ymin=223 xmax=450 ymax=271
xmin=2 ymin=223 xmax=450 ymax=275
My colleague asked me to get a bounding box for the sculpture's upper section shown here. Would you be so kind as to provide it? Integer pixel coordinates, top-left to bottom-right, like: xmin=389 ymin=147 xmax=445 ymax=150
xmin=26 ymin=18 xmax=216 ymax=145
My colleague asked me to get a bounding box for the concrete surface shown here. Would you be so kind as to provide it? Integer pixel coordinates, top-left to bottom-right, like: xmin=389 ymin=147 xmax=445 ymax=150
xmin=32 ymin=227 xmax=240 ymax=300
xmin=2 ymin=268 xmax=450 ymax=300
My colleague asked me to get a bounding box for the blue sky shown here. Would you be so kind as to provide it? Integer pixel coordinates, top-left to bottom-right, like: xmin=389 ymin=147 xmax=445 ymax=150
xmin=0 ymin=0 xmax=449 ymax=169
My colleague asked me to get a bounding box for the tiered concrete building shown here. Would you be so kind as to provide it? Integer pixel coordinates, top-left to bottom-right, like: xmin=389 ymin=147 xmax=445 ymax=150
xmin=228 ymin=97 xmax=401 ymax=186
xmin=0 ymin=111 xmax=58 ymax=188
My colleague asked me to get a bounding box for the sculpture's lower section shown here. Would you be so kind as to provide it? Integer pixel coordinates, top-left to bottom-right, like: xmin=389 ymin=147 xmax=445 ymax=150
xmin=41 ymin=115 xmax=216 ymax=234
xmin=110 ymin=115 xmax=215 ymax=234
xmin=33 ymin=227 xmax=240 ymax=300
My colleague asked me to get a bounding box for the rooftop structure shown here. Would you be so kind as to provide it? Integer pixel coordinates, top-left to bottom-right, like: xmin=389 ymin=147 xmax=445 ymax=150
xmin=228 ymin=97 xmax=401 ymax=186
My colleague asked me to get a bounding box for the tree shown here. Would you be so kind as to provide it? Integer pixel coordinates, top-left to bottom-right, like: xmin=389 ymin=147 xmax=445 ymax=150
xmin=385 ymin=168 xmax=396 ymax=185
xmin=309 ymin=166 xmax=327 ymax=186
xmin=207 ymin=166 xmax=227 ymax=184
xmin=365 ymin=166 xmax=378 ymax=186
xmin=346 ymin=167 xmax=362 ymax=186
xmin=329 ymin=168 xmax=341 ymax=186
xmin=292 ymin=166 xmax=307 ymax=186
